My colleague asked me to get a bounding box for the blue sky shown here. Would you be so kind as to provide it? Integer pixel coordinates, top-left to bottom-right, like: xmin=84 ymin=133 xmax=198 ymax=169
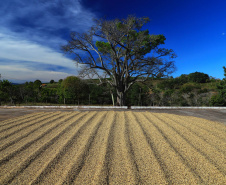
xmin=0 ymin=0 xmax=225 ymax=83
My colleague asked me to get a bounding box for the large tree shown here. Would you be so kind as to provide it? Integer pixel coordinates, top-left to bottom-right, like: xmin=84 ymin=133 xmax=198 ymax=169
xmin=62 ymin=16 xmax=176 ymax=106
xmin=59 ymin=76 xmax=88 ymax=105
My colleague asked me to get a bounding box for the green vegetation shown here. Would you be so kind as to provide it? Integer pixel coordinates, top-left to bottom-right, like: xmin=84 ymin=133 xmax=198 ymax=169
xmin=210 ymin=67 xmax=226 ymax=106
xmin=0 ymin=68 xmax=225 ymax=106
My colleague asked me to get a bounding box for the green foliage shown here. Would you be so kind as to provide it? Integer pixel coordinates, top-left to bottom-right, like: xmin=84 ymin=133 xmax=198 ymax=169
xmin=188 ymin=72 xmax=210 ymax=83
xmin=180 ymin=83 xmax=201 ymax=94
xmin=210 ymin=94 xmax=225 ymax=106
xmin=198 ymin=88 xmax=208 ymax=94
xmin=58 ymin=76 xmax=89 ymax=104
xmin=164 ymin=89 xmax=175 ymax=97
xmin=157 ymin=79 xmax=176 ymax=90
xmin=116 ymin=22 xmax=124 ymax=29
xmin=34 ymin=80 xmax=42 ymax=87
xmin=211 ymin=66 xmax=226 ymax=106
xmin=40 ymin=88 xmax=57 ymax=103
xmin=150 ymin=34 xmax=166 ymax=47
xmin=88 ymin=83 xmax=112 ymax=105
xmin=95 ymin=41 xmax=111 ymax=54
xmin=0 ymin=67 xmax=223 ymax=106
xmin=126 ymin=29 xmax=154 ymax=55
xmin=176 ymin=74 xmax=189 ymax=84
xmin=127 ymin=83 xmax=149 ymax=106
xmin=157 ymin=72 xmax=210 ymax=92
xmin=50 ymin=79 xmax=55 ymax=84
xmin=0 ymin=80 xmax=12 ymax=104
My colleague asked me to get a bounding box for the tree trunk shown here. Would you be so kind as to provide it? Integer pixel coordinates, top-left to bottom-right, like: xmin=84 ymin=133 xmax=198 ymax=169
xmin=10 ymin=97 xmax=14 ymax=105
xmin=116 ymin=90 xmax=126 ymax=106
xmin=89 ymin=94 xmax=91 ymax=105
xmin=110 ymin=90 xmax=114 ymax=106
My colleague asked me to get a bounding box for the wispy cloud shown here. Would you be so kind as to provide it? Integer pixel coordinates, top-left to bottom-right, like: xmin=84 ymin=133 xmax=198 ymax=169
xmin=0 ymin=31 xmax=82 ymax=82
xmin=0 ymin=65 xmax=75 ymax=83
xmin=0 ymin=0 xmax=96 ymax=49
xmin=0 ymin=0 xmax=97 ymax=82
xmin=0 ymin=32 xmax=77 ymax=68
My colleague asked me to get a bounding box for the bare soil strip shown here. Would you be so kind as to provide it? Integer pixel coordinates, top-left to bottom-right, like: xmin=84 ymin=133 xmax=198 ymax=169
xmin=0 ymin=111 xmax=225 ymax=185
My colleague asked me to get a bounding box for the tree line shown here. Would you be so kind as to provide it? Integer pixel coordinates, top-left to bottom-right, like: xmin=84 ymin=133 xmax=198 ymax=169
xmin=0 ymin=69 xmax=225 ymax=106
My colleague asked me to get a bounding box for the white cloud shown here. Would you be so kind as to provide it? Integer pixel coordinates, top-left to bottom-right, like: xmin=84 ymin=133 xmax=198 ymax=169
xmin=0 ymin=65 xmax=76 ymax=82
xmin=222 ymin=33 xmax=225 ymax=36
xmin=0 ymin=31 xmax=83 ymax=82
xmin=0 ymin=0 xmax=97 ymax=82
xmin=0 ymin=31 xmax=76 ymax=68
xmin=0 ymin=0 xmax=96 ymax=49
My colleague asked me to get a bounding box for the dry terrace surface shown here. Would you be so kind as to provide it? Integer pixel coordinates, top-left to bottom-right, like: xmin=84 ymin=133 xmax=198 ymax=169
xmin=0 ymin=110 xmax=225 ymax=184
xmin=0 ymin=107 xmax=226 ymax=124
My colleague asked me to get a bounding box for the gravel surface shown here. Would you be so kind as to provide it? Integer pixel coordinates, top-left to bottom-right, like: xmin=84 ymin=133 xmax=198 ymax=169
xmin=0 ymin=111 xmax=225 ymax=184
xmin=0 ymin=107 xmax=225 ymax=124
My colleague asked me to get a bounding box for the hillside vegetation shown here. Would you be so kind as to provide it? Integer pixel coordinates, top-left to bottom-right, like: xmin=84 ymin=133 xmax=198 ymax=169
xmin=0 ymin=71 xmax=225 ymax=106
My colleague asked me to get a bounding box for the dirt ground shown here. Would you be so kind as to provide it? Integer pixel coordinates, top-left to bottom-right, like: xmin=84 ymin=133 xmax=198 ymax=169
xmin=0 ymin=107 xmax=225 ymax=124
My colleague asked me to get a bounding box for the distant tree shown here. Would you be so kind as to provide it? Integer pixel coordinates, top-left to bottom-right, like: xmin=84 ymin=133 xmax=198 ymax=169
xmin=210 ymin=94 xmax=225 ymax=106
xmin=58 ymin=79 xmax=63 ymax=83
xmin=188 ymin=72 xmax=210 ymax=83
xmin=40 ymin=88 xmax=50 ymax=103
xmin=149 ymin=88 xmax=162 ymax=106
xmin=24 ymin=82 xmax=37 ymax=103
xmin=157 ymin=79 xmax=176 ymax=90
xmin=162 ymin=89 xmax=175 ymax=106
xmin=177 ymin=74 xmax=189 ymax=84
xmin=38 ymin=87 xmax=57 ymax=104
xmin=211 ymin=66 xmax=226 ymax=106
xmin=34 ymin=80 xmax=42 ymax=88
xmin=87 ymin=83 xmax=102 ymax=105
xmin=50 ymin=79 xmax=55 ymax=84
xmin=127 ymin=83 xmax=149 ymax=106
xmin=62 ymin=15 xmax=176 ymax=106
xmin=33 ymin=80 xmax=42 ymax=100
xmin=0 ymin=80 xmax=11 ymax=104
xmin=60 ymin=76 xmax=88 ymax=105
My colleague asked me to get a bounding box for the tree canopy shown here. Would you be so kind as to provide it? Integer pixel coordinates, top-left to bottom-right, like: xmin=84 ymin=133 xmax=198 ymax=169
xmin=59 ymin=76 xmax=88 ymax=105
xmin=188 ymin=72 xmax=210 ymax=83
xmin=62 ymin=15 xmax=176 ymax=106
xmin=211 ymin=66 xmax=226 ymax=106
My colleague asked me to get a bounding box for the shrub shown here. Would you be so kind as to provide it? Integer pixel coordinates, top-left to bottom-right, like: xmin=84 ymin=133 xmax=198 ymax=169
xmin=210 ymin=94 xmax=225 ymax=106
